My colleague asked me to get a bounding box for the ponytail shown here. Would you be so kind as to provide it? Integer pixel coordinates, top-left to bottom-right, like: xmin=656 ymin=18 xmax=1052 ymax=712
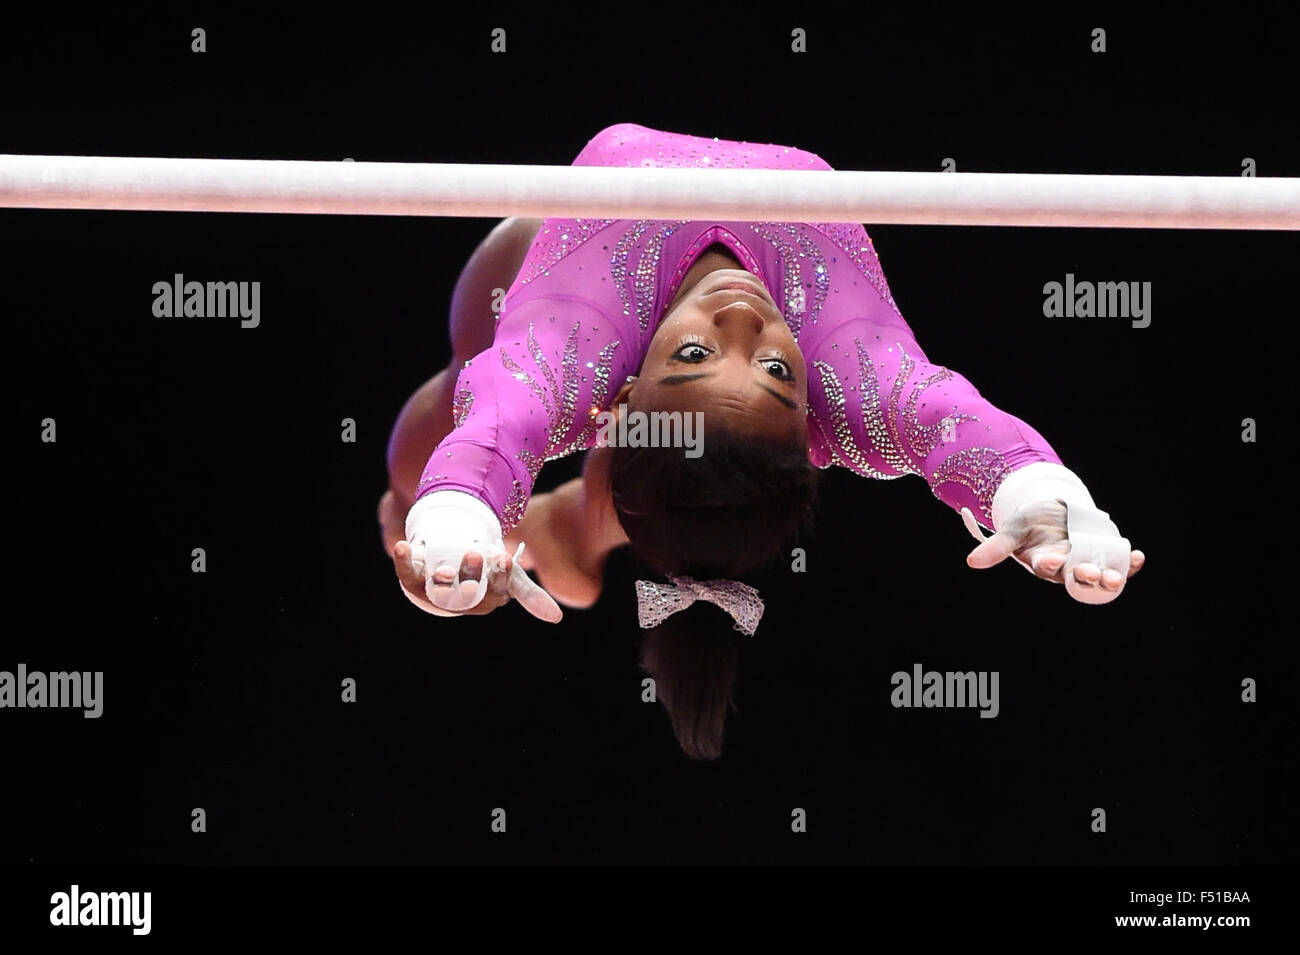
xmin=639 ymin=602 xmax=741 ymax=760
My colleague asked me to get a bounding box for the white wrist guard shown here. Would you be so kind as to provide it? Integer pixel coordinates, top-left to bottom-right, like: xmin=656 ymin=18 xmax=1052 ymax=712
xmin=991 ymin=463 xmax=1131 ymax=606
xmin=404 ymin=489 xmax=506 ymax=612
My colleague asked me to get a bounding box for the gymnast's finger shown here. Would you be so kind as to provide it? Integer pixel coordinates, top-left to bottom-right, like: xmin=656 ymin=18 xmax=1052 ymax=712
xmin=1100 ymin=567 xmax=1126 ymax=590
xmin=1072 ymin=562 xmax=1103 ymax=587
xmin=392 ymin=541 xmax=458 ymax=615
xmin=482 ymin=552 xmax=513 ymax=604
xmin=507 ymin=549 xmax=563 ymax=623
xmin=455 ymin=563 xmax=512 ymax=616
xmin=458 ymin=550 xmax=486 ymax=583
xmin=1028 ymin=549 xmax=1066 ymax=583
xmin=425 ymin=550 xmax=486 ymax=610
xmin=392 ymin=540 xmax=428 ymax=596
xmin=966 ymin=530 xmax=1019 ymax=569
xmin=1099 ymin=547 xmax=1143 ymax=590
xmin=1129 ymin=550 xmax=1146 ymax=577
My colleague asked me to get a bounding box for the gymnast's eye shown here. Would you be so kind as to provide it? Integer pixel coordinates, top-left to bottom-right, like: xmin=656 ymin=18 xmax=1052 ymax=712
xmin=671 ymin=342 xmax=712 ymax=362
xmin=760 ymin=357 xmax=793 ymax=381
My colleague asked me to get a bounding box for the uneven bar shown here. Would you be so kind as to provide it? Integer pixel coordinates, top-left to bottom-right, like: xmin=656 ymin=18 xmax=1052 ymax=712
xmin=1 ymin=154 xmax=1297 ymax=229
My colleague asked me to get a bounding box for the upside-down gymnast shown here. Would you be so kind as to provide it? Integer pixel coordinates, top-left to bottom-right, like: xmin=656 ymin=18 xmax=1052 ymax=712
xmin=378 ymin=123 xmax=1145 ymax=759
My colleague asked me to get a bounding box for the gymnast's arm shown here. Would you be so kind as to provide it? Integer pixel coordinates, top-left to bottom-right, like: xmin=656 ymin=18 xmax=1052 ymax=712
xmin=400 ymin=291 xmax=639 ymax=617
xmin=803 ymin=304 xmax=1143 ymax=603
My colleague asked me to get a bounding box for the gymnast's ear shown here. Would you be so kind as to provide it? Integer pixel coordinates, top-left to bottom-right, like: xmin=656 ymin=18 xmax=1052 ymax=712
xmin=609 ymin=376 xmax=637 ymax=415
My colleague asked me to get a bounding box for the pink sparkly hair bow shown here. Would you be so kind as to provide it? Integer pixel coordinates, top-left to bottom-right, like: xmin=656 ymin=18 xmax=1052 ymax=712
xmin=635 ymin=575 xmax=765 ymax=636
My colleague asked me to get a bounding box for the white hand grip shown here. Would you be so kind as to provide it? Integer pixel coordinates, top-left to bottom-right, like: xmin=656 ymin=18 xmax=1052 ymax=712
xmin=1062 ymin=501 xmax=1131 ymax=605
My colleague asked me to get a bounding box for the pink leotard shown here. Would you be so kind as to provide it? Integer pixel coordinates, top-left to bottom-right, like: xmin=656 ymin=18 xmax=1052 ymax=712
xmin=415 ymin=123 xmax=1062 ymax=533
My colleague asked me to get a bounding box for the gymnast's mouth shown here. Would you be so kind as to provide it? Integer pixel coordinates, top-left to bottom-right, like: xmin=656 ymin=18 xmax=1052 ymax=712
xmin=710 ymin=283 xmax=768 ymax=299
xmin=704 ymin=272 xmax=770 ymax=300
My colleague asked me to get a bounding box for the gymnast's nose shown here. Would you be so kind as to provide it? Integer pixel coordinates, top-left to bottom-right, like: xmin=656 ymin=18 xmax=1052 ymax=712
xmin=711 ymin=300 xmax=765 ymax=336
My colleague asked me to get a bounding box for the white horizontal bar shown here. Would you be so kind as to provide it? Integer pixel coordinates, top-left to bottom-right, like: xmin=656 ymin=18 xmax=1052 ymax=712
xmin=1 ymin=154 xmax=1297 ymax=229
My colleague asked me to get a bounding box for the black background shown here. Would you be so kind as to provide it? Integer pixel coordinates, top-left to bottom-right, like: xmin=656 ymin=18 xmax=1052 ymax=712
xmin=0 ymin=7 xmax=1293 ymax=870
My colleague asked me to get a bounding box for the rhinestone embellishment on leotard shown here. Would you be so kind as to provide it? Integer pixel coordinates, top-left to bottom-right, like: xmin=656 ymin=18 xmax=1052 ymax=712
xmin=501 ymin=321 xmax=622 ymax=458
xmin=811 ymin=337 xmax=990 ymax=484
xmin=609 ymin=221 xmax=651 ymax=326
xmin=815 ymin=223 xmax=902 ymax=317
xmin=551 ymin=339 xmax=620 ymax=457
xmin=891 ymin=345 xmax=979 ymax=460
xmin=502 ymin=321 xmax=583 ymax=459
xmin=501 ymin=479 xmax=527 ymax=532
xmin=748 ymin=222 xmax=829 ymax=341
xmin=517 ymin=218 xmax=616 ymax=287
xmin=811 ymin=357 xmax=901 ymax=480
xmin=451 ymin=389 xmax=475 ymax=428
xmin=610 ymin=220 xmax=690 ymax=332
xmin=930 ymin=447 xmax=1013 ymax=528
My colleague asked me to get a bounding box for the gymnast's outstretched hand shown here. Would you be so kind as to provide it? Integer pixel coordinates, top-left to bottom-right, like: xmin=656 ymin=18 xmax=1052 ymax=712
xmin=960 ymin=499 xmax=1145 ymax=605
xmin=392 ymin=489 xmax=563 ymax=622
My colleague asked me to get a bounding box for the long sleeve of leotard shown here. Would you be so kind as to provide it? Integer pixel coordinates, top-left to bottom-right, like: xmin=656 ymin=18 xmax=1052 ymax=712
xmin=802 ymin=294 xmax=1063 ymax=531
xmin=412 ymin=289 xmax=642 ymax=532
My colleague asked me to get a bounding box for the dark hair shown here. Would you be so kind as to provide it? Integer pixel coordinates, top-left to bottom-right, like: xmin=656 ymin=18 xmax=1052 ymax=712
xmin=610 ymin=424 xmax=818 ymax=760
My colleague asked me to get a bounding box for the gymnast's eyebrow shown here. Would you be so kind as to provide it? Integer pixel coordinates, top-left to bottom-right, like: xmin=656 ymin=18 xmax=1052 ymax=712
xmin=656 ymin=373 xmax=797 ymax=409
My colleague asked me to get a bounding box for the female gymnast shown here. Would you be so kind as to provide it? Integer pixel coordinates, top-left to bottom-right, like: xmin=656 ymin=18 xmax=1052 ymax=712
xmin=378 ymin=123 xmax=1145 ymax=759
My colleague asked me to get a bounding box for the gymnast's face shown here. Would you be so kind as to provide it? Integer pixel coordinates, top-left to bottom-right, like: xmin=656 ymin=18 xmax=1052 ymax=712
xmin=623 ymin=268 xmax=809 ymax=440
